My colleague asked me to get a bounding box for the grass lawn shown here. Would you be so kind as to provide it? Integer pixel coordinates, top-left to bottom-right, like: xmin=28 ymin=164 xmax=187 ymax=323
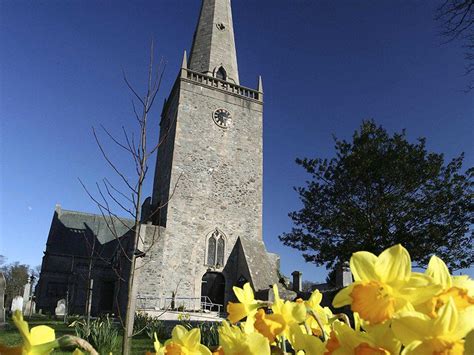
xmin=0 ymin=317 xmax=154 ymax=354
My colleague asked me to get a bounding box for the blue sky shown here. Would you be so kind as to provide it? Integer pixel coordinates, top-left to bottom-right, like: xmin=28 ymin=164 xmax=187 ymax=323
xmin=1 ymin=0 xmax=473 ymax=282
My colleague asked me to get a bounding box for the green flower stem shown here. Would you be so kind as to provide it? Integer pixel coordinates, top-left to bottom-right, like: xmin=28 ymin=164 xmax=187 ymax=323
xmin=309 ymin=310 xmax=327 ymax=342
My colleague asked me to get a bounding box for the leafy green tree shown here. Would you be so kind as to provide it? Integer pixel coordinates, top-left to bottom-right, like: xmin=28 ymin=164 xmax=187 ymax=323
xmin=0 ymin=261 xmax=30 ymax=308
xmin=280 ymin=121 xmax=473 ymax=272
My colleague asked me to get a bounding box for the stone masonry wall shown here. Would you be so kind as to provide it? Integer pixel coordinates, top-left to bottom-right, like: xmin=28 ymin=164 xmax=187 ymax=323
xmin=138 ymin=77 xmax=278 ymax=305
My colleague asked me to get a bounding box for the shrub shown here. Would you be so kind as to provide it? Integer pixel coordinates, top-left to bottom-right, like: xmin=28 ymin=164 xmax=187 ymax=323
xmin=71 ymin=315 xmax=119 ymax=354
xmin=134 ymin=312 xmax=166 ymax=340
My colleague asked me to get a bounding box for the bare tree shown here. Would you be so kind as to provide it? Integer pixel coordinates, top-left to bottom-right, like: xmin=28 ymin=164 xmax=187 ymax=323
xmin=436 ymin=0 xmax=474 ymax=91
xmin=79 ymin=43 xmax=178 ymax=354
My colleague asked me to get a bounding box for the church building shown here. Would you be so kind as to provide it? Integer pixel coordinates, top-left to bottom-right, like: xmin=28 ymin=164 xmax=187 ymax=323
xmin=36 ymin=0 xmax=282 ymax=316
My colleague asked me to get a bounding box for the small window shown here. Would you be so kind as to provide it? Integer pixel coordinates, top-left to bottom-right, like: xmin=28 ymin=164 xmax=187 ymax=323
xmin=216 ymin=66 xmax=227 ymax=81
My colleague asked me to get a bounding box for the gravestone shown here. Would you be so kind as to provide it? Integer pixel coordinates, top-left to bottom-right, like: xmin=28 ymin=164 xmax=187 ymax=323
xmin=11 ymin=296 xmax=23 ymax=313
xmin=55 ymin=298 xmax=66 ymax=316
xmin=24 ymin=299 xmax=36 ymax=317
xmin=0 ymin=273 xmax=5 ymax=323
xmin=22 ymin=276 xmax=32 ymax=309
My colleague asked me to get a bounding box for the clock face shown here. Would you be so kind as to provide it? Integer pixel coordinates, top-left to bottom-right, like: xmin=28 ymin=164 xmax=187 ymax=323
xmin=213 ymin=108 xmax=231 ymax=129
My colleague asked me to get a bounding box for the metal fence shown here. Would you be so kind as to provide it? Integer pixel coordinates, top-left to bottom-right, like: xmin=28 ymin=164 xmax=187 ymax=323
xmin=136 ymin=295 xmax=223 ymax=315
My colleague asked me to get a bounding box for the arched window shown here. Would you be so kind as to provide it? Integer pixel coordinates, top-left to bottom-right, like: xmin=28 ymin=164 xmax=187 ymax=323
xmin=217 ymin=237 xmax=225 ymax=266
xmin=206 ymin=229 xmax=226 ymax=267
xmin=216 ymin=66 xmax=227 ymax=81
xmin=207 ymin=235 xmax=216 ymax=266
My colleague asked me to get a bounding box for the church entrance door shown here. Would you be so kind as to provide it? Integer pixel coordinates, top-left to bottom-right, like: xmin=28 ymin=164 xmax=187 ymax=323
xmin=201 ymin=272 xmax=225 ymax=306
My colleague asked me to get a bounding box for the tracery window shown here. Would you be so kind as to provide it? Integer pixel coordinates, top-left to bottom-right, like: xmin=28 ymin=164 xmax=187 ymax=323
xmin=206 ymin=229 xmax=225 ymax=267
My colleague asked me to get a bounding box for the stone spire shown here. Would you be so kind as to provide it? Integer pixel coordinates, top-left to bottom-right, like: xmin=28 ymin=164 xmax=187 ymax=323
xmin=188 ymin=0 xmax=240 ymax=84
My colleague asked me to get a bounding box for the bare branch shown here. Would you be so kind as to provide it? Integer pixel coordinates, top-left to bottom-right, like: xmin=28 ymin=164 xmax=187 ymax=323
xmin=122 ymin=69 xmax=145 ymax=107
xmin=103 ymin=179 xmax=135 ymax=218
xmin=93 ymin=126 xmax=138 ymax=194
xmin=100 ymin=124 xmax=133 ymax=154
xmin=78 ymin=178 xmax=132 ymax=262
xmin=104 ymin=177 xmax=134 ymax=203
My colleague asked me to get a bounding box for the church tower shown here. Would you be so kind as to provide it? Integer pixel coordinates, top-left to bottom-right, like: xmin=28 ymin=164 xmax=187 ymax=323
xmin=139 ymin=0 xmax=279 ymax=308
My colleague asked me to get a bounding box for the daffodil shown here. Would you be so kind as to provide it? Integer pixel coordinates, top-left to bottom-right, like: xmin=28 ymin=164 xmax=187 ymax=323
xmin=0 ymin=311 xmax=58 ymax=355
xmin=324 ymin=320 xmax=399 ymax=355
xmin=226 ymin=283 xmax=260 ymax=326
xmin=333 ymin=244 xmax=441 ymax=324
xmin=152 ymin=332 xmax=165 ymax=355
xmin=392 ymin=297 xmax=474 ymax=354
xmin=287 ymin=323 xmax=325 ymax=354
xmin=272 ymin=285 xmax=307 ymax=324
xmin=253 ymin=308 xmax=285 ymax=342
xmin=218 ymin=321 xmax=270 ymax=355
xmin=418 ymin=255 xmax=474 ymax=317
xmin=304 ymin=289 xmax=333 ymax=337
xmin=163 ymin=325 xmax=211 ymax=355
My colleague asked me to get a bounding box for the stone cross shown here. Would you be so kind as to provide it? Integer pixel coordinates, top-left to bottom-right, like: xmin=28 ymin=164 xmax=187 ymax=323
xmin=0 ymin=273 xmax=5 ymax=323
xmin=11 ymin=295 xmax=23 ymax=313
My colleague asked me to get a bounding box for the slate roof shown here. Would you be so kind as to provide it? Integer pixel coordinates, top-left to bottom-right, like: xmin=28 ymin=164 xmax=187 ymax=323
xmin=56 ymin=208 xmax=135 ymax=244
xmin=45 ymin=205 xmax=135 ymax=257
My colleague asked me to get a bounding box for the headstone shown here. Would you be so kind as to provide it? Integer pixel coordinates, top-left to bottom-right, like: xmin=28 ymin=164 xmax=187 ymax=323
xmin=0 ymin=273 xmax=5 ymax=323
xmin=24 ymin=299 xmax=36 ymax=317
xmin=55 ymin=299 xmax=66 ymax=316
xmin=22 ymin=276 xmax=32 ymax=309
xmin=11 ymin=296 xmax=23 ymax=313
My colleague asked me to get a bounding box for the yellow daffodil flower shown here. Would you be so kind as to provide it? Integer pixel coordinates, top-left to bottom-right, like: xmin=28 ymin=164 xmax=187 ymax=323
xmin=392 ymin=298 xmax=474 ymax=354
xmin=419 ymin=255 xmax=474 ymax=318
xmin=152 ymin=332 xmax=165 ymax=355
xmin=333 ymin=244 xmax=441 ymax=324
xmin=226 ymin=283 xmax=260 ymax=325
xmin=270 ymin=285 xmax=307 ymax=341
xmin=253 ymin=308 xmax=286 ymax=342
xmin=1 ymin=311 xmax=58 ymax=355
xmin=287 ymin=323 xmax=325 ymax=354
xmin=218 ymin=321 xmax=270 ymax=355
xmin=324 ymin=321 xmax=397 ymax=355
xmin=163 ymin=325 xmax=211 ymax=355
xmin=304 ymin=289 xmax=333 ymax=337
xmin=271 ymin=285 xmax=307 ymax=324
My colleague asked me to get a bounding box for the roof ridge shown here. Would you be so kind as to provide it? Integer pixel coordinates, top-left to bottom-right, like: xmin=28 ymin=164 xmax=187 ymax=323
xmin=60 ymin=208 xmax=134 ymax=222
